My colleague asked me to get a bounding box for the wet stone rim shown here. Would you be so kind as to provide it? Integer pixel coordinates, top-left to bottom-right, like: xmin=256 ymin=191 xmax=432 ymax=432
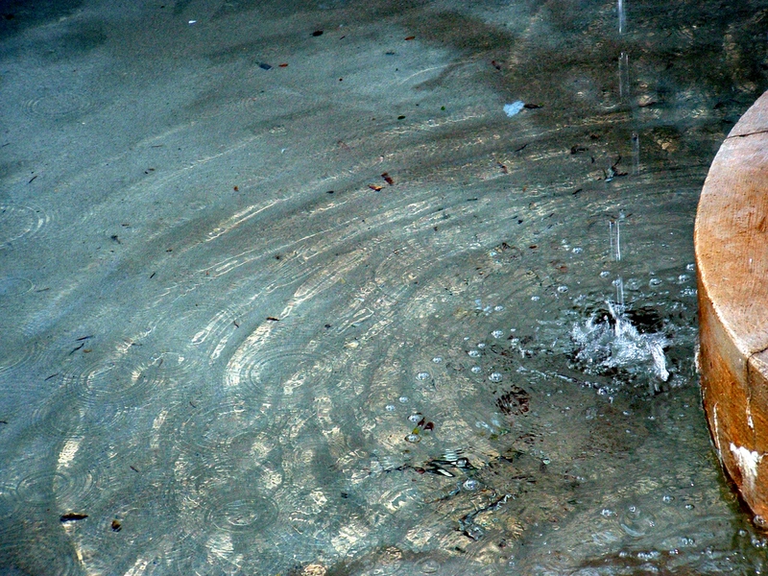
xmin=695 ymin=89 xmax=768 ymax=525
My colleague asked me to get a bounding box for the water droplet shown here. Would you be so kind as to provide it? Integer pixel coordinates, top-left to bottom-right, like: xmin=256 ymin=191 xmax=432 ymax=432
xmin=620 ymin=506 xmax=657 ymax=537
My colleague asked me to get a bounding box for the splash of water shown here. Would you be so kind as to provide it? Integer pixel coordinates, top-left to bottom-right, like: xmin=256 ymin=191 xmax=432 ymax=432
xmin=571 ymin=301 xmax=670 ymax=386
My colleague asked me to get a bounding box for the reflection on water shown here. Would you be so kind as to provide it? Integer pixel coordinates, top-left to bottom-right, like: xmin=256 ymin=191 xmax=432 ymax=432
xmin=1 ymin=0 xmax=767 ymax=573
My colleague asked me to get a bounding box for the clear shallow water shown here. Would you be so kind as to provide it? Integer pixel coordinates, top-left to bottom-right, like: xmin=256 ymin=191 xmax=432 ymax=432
xmin=1 ymin=0 xmax=768 ymax=573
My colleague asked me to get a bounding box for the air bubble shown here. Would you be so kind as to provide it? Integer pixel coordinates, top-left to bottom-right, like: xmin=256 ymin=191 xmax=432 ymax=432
xmin=488 ymin=372 xmax=502 ymax=382
xmin=405 ymin=433 xmax=421 ymax=443
xmin=686 ymin=263 xmax=695 ymax=271
xmin=557 ymin=285 xmax=568 ymax=293
xmin=491 ymin=330 xmax=504 ymax=338
xmin=398 ymin=396 xmax=409 ymax=404
xmin=662 ymin=495 xmax=674 ymax=503
xmin=600 ymin=270 xmax=610 ymax=277
xmin=531 ymin=295 xmax=540 ymax=301
xmin=572 ymin=247 xmax=583 ymax=254
xmin=477 ymin=342 xmax=486 ymax=349
xmin=471 ymin=366 xmax=482 ymax=373
xmin=649 ymin=277 xmax=662 ymax=287
xmin=408 ymin=413 xmax=422 ymax=423
xmin=601 ymin=509 xmax=615 ymax=517
xmin=431 ymin=357 xmax=442 ymax=363
xmin=468 ymin=350 xmax=481 ymax=358
xmin=416 ymin=372 xmax=430 ymax=381
xmin=385 ymin=404 xmax=396 ymax=412
xmin=494 ymin=305 xmax=504 ymax=311
xmin=463 ymin=479 xmax=479 ymax=491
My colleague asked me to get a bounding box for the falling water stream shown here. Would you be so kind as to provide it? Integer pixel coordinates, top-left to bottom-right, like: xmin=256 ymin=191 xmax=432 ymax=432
xmin=1 ymin=0 xmax=768 ymax=574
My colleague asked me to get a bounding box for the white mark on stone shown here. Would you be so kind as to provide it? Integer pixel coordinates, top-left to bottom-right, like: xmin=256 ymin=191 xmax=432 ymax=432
xmin=730 ymin=442 xmax=763 ymax=493
xmin=712 ymin=404 xmax=722 ymax=460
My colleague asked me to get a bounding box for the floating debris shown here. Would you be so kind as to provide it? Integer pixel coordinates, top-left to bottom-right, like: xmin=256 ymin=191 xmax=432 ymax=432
xmin=503 ymin=101 xmax=525 ymax=117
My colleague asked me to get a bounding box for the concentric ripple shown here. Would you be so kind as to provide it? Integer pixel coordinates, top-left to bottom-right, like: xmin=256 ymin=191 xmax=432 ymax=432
xmin=13 ymin=467 xmax=97 ymax=508
xmin=23 ymin=89 xmax=95 ymax=120
xmin=172 ymin=399 xmax=272 ymax=458
xmin=0 ymin=204 xmax=49 ymax=245
xmin=0 ymin=336 xmax=45 ymax=377
xmin=29 ymin=395 xmax=124 ymax=439
xmin=62 ymin=350 xmax=185 ymax=410
xmin=175 ymin=461 xmax=281 ymax=538
xmin=207 ymin=493 xmax=280 ymax=533
xmin=0 ymin=276 xmax=34 ymax=297
xmin=228 ymin=347 xmax=337 ymax=401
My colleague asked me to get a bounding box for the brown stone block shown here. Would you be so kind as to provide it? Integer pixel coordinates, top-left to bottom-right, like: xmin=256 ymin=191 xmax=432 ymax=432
xmin=695 ymin=89 xmax=768 ymax=522
xmin=729 ymin=90 xmax=768 ymax=137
